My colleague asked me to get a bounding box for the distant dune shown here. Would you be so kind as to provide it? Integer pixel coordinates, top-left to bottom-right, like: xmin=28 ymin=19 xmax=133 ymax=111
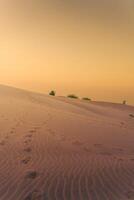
xmin=0 ymin=84 xmax=134 ymax=200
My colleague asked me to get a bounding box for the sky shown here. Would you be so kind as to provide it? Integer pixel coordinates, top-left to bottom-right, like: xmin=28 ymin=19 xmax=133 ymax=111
xmin=0 ymin=0 xmax=134 ymax=104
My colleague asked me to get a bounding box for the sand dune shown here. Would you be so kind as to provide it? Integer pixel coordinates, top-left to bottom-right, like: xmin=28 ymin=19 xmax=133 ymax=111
xmin=0 ymin=84 xmax=134 ymax=200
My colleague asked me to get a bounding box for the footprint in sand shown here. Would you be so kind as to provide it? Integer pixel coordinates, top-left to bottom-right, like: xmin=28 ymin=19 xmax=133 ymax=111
xmin=21 ymin=157 xmax=31 ymax=164
xmin=0 ymin=140 xmax=5 ymax=146
xmin=24 ymin=139 xmax=32 ymax=145
xmin=25 ymin=171 xmax=38 ymax=179
xmin=24 ymin=134 xmax=33 ymax=145
xmin=24 ymin=147 xmax=32 ymax=153
xmin=10 ymin=130 xmax=14 ymax=134
xmin=24 ymin=190 xmax=42 ymax=200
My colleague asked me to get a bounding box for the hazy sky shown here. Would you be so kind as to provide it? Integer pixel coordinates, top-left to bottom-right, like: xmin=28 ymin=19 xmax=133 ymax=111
xmin=0 ymin=0 xmax=134 ymax=104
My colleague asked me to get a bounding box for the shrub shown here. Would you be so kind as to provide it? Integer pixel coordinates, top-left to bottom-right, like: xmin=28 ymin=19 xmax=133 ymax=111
xmin=67 ymin=94 xmax=78 ymax=99
xmin=49 ymin=90 xmax=56 ymax=96
xmin=123 ymin=100 xmax=126 ymax=105
xmin=82 ymin=97 xmax=91 ymax=101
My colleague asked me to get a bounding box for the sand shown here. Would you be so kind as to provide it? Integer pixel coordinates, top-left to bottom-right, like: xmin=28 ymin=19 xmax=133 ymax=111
xmin=0 ymin=84 xmax=134 ymax=200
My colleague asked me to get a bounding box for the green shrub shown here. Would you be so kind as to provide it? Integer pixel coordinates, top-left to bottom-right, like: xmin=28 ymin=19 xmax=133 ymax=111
xmin=67 ymin=94 xmax=78 ymax=99
xmin=49 ymin=90 xmax=56 ymax=96
xmin=82 ymin=97 xmax=91 ymax=101
xmin=123 ymin=100 xmax=126 ymax=105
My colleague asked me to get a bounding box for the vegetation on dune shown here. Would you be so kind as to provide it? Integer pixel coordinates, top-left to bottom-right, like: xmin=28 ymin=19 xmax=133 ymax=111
xmin=82 ymin=97 xmax=91 ymax=101
xmin=123 ymin=100 xmax=126 ymax=105
xmin=49 ymin=90 xmax=56 ymax=96
xmin=67 ymin=94 xmax=79 ymax=99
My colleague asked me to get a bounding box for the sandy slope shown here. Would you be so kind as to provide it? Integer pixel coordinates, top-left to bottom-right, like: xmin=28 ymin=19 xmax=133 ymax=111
xmin=0 ymin=85 xmax=134 ymax=200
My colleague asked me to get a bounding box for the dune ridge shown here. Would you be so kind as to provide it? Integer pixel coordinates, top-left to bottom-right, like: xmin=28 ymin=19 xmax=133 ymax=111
xmin=0 ymin=85 xmax=134 ymax=200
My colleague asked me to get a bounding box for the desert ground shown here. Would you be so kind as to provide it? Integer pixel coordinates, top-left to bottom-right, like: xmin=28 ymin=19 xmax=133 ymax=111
xmin=0 ymin=84 xmax=134 ymax=200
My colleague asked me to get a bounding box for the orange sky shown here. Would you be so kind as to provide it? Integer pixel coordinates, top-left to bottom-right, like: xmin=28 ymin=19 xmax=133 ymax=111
xmin=0 ymin=0 xmax=134 ymax=104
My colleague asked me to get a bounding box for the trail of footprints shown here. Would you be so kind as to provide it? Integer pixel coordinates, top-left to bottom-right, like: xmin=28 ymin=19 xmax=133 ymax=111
xmin=0 ymin=114 xmax=43 ymax=198
xmin=22 ymin=128 xmax=36 ymax=164
xmin=20 ymin=113 xmax=51 ymax=168
xmin=20 ymin=115 xmax=52 ymax=200
xmin=19 ymin=127 xmax=42 ymax=199
xmin=22 ymin=130 xmax=35 ymax=165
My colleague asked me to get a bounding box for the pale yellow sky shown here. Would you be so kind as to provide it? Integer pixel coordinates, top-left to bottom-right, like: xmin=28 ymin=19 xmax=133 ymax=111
xmin=0 ymin=0 xmax=134 ymax=104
